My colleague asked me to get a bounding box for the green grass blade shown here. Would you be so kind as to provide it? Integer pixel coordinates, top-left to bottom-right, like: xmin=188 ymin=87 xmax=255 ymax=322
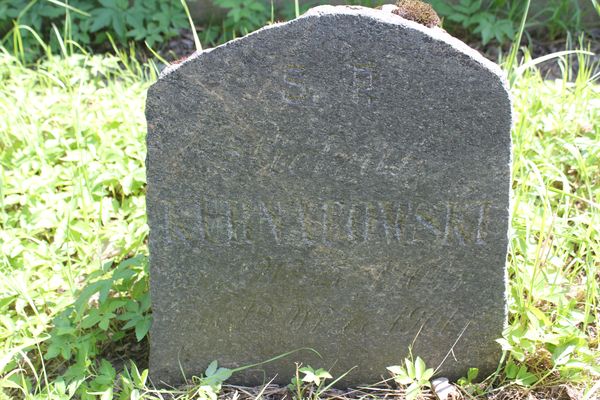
xmin=180 ymin=0 xmax=203 ymax=52
xmin=45 ymin=0 xmax=91 ymax=17
xmin=515 ymin=50 xmax=594 ymax=75
xmin=506 ymin=0 xmax=531 ymax=82
xmin=230 ymin=348 xmax=322 ymax=373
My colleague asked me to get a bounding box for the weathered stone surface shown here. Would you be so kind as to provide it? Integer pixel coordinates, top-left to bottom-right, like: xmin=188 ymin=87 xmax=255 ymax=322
xmin=146 ymin=5 xmax=512 ymax=387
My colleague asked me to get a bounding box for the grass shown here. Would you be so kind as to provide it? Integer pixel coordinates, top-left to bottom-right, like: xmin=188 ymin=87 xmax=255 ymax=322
xmin=0 ymin=46 xmax=153 ymax=399
xmin=498 ymin=50 xmax=599 ymax=393
xmin=0 ymin=34 xmax=599 ymax=400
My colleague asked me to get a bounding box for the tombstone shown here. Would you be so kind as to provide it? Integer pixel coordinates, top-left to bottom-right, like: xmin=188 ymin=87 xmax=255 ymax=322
xmin=145 ymin=5 xmax=512 ymax=386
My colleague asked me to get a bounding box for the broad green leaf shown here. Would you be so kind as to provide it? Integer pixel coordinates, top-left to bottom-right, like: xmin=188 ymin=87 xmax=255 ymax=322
xmin=415 ymin=357 xmax=426 ymax=378
xmin=421 ymin=368 xmax=434 ymax=382
xmin=405 ymin=358 xmax=416 ymax=379
xmin=90 ymin=9 xmax=112 ymax=32
xmin=467 ymin=367 xmax=479 ymax=382
xmin=387 ymin=365 xmax=404 ymax=375
xmin=99 ymin=0 xmax=117 ymax=8
xmin=205 ymin=360 xmax=218 ymax=377
xmin=396 ymin=374 xmax=414 ymax=385
xmin=80 ymin=311 xmax=102 ymax=329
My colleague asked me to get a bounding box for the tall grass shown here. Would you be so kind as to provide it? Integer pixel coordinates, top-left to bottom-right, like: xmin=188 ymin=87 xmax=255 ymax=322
xmin=497 ymin=49 xmax=600 ymax=395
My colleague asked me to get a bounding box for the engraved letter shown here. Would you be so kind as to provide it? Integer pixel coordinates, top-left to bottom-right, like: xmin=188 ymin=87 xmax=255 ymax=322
xmin=283 ymin=65 xmax=307 ymax=104
xmin=352 ymin=63 xmax=375 ymax=106
xmin=259 ymin=201 xmax=281 ymax=244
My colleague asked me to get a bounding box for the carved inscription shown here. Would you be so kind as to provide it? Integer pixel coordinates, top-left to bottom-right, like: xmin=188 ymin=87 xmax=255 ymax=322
xmin=280 ymin=63 xmax=378 ymax=106
xmin=351 ymin=63 xmax=376 ymax=106
xmin=158 ymin=198 xmax=493 ymax=248
xmin=196 ymin=300 xmax=464 ymax=337
xmin=220 ymin=255 xmax=467 ymax=297
xmin=282 ymin=65 xmax=307 ymax=104
xmin=387 ymin=306 xmax=460 ymax=335
xmin=260 ymin=138 xmax=409 ymax=179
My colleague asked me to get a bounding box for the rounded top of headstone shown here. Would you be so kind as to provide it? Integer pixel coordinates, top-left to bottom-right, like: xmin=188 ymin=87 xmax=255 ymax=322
xmin=146 ymin=4 xmax=513 ymax=203
xmin=158 ymin=5 xmax=506 ymax=87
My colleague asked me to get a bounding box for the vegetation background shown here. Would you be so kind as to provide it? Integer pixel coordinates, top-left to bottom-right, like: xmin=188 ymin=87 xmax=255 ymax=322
xmin=1 ymin=0 xmax=599 ymax=61
xmin=0 ymin=0 xmax=598 ymax=399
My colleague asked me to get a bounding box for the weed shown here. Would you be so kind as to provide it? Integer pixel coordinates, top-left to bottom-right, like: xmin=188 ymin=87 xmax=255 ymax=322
xmin=213 ymin=0 xmax=270 ymax=42
xmin=0 ymin=36 xmax=153 ymax=398
xmin=288 ymin=363 xmax=356 ymax=400
xmin=387 ymin=356 xmax=434 ymax=400
xmin=429 ymin=0 xmax=516 ymax=45
xmin=429 ymin=0 xmax=594 ymax=46
xmin=457 ymin=367 xmax=485 ymax=396
xmin=0 ymin=0 xmax=190 ymax=60
xmin=289 ymin=364 xmax=333 ymax=399
xmin=497 ymin=45 xmax=600 ymax=389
